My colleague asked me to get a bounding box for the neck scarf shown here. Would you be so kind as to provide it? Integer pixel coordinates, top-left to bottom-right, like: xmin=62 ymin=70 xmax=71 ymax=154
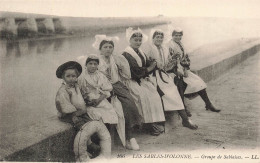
xmin=174 ymin=41 xmax=185 ymax=58
xmin=99 ymin=55 xmax=119 ymax=84
xmin=156 ymin=45 xmax=166 ymax=66
xmin=124 ymin=46 xmax=146 ymax=67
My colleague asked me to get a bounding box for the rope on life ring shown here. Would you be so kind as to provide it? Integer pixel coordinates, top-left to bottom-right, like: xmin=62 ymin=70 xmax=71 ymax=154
xmin=73 ymin=121 xmax=111 ymax=162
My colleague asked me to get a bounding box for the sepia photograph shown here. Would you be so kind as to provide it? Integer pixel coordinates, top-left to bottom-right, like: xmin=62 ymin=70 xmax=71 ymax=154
xmin=0 ymin=0 xmax=260 ymax=162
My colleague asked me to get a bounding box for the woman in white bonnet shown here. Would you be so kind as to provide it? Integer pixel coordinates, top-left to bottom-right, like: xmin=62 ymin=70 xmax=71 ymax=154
xmin=145 ymin=28 xmax=198 ymax=130
xmin=93 ymin=35 xmax=142 ymax=150
xmin=121 ymin=27 xmax=165 ymax=136
xmin=167 ymin=27 xmax=220 ymax=112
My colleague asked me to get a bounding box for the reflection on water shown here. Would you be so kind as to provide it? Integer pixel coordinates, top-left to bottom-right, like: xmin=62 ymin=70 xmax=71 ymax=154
xmin=6 ymin=42 xmax=21 ymax=58
xmin=36 ymin=40 xmax=54 ymax=54
xmin=53 ymin=39 xmax=65 ymax=52
xmin=4 ymin=38 xmax=66 ymax=59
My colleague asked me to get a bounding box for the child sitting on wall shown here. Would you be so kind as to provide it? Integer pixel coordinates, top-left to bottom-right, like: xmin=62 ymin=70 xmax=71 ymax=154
xmin=55 ymin=61 xmax=104 ymax=159
xmin=77 ymin=55 xmax=119 ymax=125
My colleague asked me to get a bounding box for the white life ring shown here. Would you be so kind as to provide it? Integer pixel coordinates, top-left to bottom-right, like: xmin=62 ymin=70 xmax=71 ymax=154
xmin=73 ymin=121 xmax=111 ymax=162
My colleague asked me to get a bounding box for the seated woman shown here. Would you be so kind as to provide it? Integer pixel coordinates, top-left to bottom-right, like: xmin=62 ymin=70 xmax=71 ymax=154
xmin=145 ymin=28 xmax=198 ymax=130
xmin=77 ymin=55 xmax=119 ymax=124
xmin=121 ymin=27 xmax=165 ymax=136
xmin=167 ymin=27 xmax=220 ymax=112
xmin=92 ymin=34 xmax=142 ymax=150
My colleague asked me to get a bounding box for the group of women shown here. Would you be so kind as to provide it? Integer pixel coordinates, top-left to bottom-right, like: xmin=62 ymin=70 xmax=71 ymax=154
xmin=90 ymin=26 xmax=220 ymax=145
xmin=55 ymin=26 xmax=221 ymax=160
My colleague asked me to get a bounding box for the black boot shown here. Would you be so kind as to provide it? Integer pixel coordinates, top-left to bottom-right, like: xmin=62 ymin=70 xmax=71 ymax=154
xmin=178 ymin=110 xmax=198 ymax=130
xmin=206 ymin=103 xmax=220 ymax=112
xmin=174 ymin=77 xmax=192 ymax=117
xmin=198 ymin=89 xmax=221 ymax=112
xmin=150 ymin=124 xmax=161 ymax=136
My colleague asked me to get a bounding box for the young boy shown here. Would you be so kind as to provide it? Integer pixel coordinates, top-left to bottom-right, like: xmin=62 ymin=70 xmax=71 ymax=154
xmin=55 ymin=61 xmax=103 ymax=159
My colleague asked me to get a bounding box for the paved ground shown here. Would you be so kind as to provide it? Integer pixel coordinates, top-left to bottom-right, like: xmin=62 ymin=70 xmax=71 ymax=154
xmin=110 ymin=52 xmax=260 ymax=159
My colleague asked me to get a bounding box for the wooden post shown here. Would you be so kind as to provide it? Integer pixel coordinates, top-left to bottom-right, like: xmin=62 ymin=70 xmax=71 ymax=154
xmin=17 ymin=18 xmax=38 ymax=37
xmin=53 ymin=18 xmax=66 ymax=34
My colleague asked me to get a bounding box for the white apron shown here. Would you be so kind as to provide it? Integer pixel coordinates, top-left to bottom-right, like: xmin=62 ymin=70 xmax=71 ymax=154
xmin=183 ymin=70 xmax=207 ymax=94
xmin=123 ymin=46 xmax=165 ymax=123
xmin=146 ymin=44 xmax=185 ymax=111
xmin=153 ymin=70 xmax=185 ymax=111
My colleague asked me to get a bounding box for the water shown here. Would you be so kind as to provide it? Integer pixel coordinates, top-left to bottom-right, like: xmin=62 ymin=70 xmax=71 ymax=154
xmin=1 ymin=18 xmax=260 ymax=135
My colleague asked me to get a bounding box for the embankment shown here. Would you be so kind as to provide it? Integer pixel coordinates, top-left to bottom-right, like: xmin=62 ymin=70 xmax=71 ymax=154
xmin=0 ymin=11 xmax=169 ymax=40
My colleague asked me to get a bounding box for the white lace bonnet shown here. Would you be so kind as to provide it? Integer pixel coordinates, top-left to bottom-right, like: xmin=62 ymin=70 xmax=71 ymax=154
xmin=92 ymin=35 xmax=119 ymax=50
xmin=126 ymin=27 xmax=148 ymax=44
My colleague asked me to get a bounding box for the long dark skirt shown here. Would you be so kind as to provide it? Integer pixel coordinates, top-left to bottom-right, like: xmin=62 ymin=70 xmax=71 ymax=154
xmin=112 ymin=81 xmax=142 ymax=139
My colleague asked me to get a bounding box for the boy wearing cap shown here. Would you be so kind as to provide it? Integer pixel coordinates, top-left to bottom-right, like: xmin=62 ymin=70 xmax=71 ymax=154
xmin=55 ymin=61 xmax=103 ymax=159
xmin=55 ymin=61 xmax=91 ymax=128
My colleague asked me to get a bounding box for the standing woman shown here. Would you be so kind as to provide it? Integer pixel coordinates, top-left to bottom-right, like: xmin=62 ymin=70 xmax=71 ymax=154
xmin=92 ymin=35 xmax=142 ymax=150
xmin=146 ymin=29 xmax=198 ymax=130
xmin=167 ymin=27 xmax=220 ymax=112
xmin=121 ymin=27 xmax=165 ymax=136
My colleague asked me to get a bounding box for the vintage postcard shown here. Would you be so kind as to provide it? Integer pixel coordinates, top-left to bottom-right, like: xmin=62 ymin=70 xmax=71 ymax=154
xmin=0 ymin=0 xmax=259 ymax=162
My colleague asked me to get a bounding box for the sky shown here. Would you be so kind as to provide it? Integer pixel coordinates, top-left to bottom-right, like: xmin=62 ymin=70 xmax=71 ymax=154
xmin=0 ymin=0 xmax=260 ymax=18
